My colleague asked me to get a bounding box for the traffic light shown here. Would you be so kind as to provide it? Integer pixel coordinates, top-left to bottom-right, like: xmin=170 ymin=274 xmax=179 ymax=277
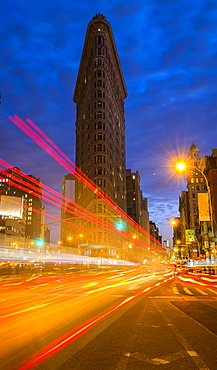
xmin=116 ymin=220 xmax=124 ymax=230
xmin=36 ymin=238 xmax=43 ymax=247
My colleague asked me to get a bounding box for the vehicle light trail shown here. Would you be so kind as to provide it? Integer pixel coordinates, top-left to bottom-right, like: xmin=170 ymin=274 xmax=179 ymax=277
xmin=17 ymin=277 xmax=170 ymax=370
xmin=8 ymin=115 xmax=169 ymax=251
xmin=0 ymin=165 xmax=165 ymax=253
xmin=0 ymin=302 xmax=50 ymax=319
xmin=178 ymin=275 xmax=217 ymax=288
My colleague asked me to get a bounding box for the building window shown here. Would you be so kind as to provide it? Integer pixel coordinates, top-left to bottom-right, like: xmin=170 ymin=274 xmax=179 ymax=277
xmin=97 ymin=179 xmax=102 ymax=186
xmin=97 ymin=133 xmax=102 ymax=140
xmin=97 ymin=80 xmax=102 ymax=87
xmin=98 ymin=90 xmax=102 ymax=97
xmin=96 ymin=155 xmax=102 ymax=163
xmin=97 ymin=111 xmax=102 ymax=119
xmin=191 ymin=178 xmax=194 ymax=183
xmin=98 ymin=101 xmax=102 ymax=108
xmin=98 ymin=36 xmax=104 ymax=45
xmin=98 ymin=167 xmax=102 ymax=174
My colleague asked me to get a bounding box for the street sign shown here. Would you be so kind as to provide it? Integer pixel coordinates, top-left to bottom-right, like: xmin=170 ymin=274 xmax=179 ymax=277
xmin=185 ymin=229 xmax=195 ymax=243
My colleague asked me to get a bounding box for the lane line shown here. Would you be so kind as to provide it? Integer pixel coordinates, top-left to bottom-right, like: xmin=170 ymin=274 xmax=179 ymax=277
xmin=172 ymin=286 xmax=180 ymax=295
xmin=183 ymin=287 xmax=193 ymax=295
xmin=153 ymin=300 xmax=210 ymax=370
xmin=196 ymin=288 xmax=208 ymax=296
xmin=206 ymin=288 xmax=217 ymax=295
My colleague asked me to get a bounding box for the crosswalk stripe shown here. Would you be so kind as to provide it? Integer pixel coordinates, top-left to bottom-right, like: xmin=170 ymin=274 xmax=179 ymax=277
xmin=183 ymin=287 xmax=193 ymax=295
xmin=172 ymin=287 xmax=180 ymax=295
xmin=195 ymin=288 xmax=208 ymax=295
xmin=206 ymin=288 xmax=217 ymax=295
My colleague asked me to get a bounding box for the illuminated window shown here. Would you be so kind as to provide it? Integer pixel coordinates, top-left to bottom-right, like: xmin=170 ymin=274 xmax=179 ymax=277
xmin=191 ymin=178 xmax=194 ymax=183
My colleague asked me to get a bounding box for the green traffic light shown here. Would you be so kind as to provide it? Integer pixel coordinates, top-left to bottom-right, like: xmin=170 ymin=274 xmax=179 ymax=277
xmin=36 ymin=239 xmax=43 ymax=247
xmin=116 ymin=221 xmax=124 ymax=230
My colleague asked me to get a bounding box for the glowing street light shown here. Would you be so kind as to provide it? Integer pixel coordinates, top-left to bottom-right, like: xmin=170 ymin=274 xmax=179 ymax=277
xmin=170 ymin=219 xmax=177 ymax=226
xmin=176 ymin=161 xmax=186 ymax=171
xmin=175 ymin=160 xmax=215 ymax=255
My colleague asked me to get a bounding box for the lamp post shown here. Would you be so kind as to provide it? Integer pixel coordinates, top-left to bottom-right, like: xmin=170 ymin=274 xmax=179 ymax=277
xmin=175 ymin=161 xmax=215 ymax=258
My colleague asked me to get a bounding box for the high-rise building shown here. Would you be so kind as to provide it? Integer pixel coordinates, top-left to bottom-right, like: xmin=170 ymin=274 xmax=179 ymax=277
xmin=73 ymin=14 xmax=127 ymax=211
xmin=0 ymin=167 xmax=42 ymax=244
xmin=186 ymin=142 xmax=205 ymax=230
xmin=72 ymin=14 xmax=127 ymax=255
xmin=126 ymin=169 xmax=142 ymax=224
xmin=61 ymin=174 xmax=76 ymax=246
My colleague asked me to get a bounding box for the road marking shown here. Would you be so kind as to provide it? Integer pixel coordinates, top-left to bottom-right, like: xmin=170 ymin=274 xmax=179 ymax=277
xmin=187 ymin=351 xmax=198 ymax=357
xmin=172 ymin=286 xmax=180 ymax=294
xmin=148 ymin=296 xmax=182 ymax=299
xmin=122 ymin=350 xmax=191 ymax=366
xmin=153 ymin=300 xmax=210 ymax=370
xmin=196 ymin=288 xmax=208 ymax=296
xmin=206 ymin=288 xmax=217 ymax=295
xmin=183 ymin=287 xmax=193 ymax=295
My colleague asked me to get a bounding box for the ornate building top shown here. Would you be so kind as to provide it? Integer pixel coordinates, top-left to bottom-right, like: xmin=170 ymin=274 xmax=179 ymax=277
xmin=190 ymin=142 xmax=199 ymax=152
xmin=92 ymin=13 xmax=106 ymax=20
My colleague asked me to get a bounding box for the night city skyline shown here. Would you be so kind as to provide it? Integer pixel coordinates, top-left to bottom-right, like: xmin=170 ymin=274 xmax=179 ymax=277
xmin=1 ymin=0 xmax=217 ymax=243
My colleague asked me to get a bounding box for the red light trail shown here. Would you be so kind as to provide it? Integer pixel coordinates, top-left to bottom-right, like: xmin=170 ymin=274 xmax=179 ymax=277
xmin=8 ymin=115 xmax=169 ymax=251
xmin=17 ymin=277 xmax=171 ymax=370
xmin=1 ymin=167 xmax=167 ymax=255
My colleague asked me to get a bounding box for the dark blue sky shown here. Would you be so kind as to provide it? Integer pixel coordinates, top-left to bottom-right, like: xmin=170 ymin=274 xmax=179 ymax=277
xmin=1 ymin=0 xmax=217 ymax=243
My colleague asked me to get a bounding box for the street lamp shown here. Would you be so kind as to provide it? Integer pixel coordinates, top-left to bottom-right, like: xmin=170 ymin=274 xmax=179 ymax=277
xmin=175 ymin=161 xmax=215 ymax=257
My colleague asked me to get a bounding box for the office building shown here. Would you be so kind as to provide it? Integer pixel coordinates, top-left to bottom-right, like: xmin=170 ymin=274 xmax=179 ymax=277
xmin=72 ymin=14 xmax=127 ymax=255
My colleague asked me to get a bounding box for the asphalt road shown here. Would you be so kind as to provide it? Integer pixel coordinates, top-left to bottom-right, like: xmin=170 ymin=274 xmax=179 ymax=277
xmin=0 ymin=269 xmax=217 ymax=370
xmin=41 ymin=273 xmax=217 ymax=370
